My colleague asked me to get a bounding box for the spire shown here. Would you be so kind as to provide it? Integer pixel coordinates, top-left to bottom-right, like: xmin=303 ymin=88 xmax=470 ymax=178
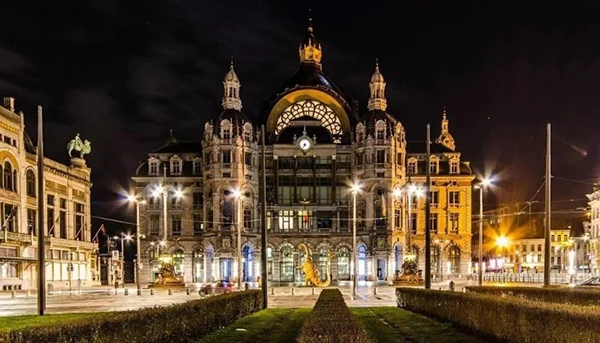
xmin=166 ymin=129 xmax=177 ymax=144
xmin=437 ymin=106 xmax=455 ymax=150
xmin=299 ymin=10 xmax=322 ymax=68
xmin=368 ymin=59 xmax=387 ymax=111
xmin=222 ymin=58 xmax=242 ymax=111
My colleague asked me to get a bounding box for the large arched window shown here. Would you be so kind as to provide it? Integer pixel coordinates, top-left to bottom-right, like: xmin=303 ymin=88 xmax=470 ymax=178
xmin=3 ymin=162 xmax=13 ymax=191
xmin=448 ymin=246 xmax=461 ymax=274
xmin=358 ymin=244 xmax=367 ymax=280
xmin=280 ymin=247 xmax=294 ymax=282
xmin=337 ymin=246 xmax=350 ymax=280
xmin=317 ymin=246 xmax=328 ymax=281
xmin=276 ymin=100 xmax=343 ymax=143
xmin=26 ymin=170 xmax=35 ymax=197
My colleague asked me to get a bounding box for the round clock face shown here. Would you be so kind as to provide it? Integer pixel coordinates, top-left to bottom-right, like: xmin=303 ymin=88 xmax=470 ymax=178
xmin=299 ymin=138 xmax=311 ymax=151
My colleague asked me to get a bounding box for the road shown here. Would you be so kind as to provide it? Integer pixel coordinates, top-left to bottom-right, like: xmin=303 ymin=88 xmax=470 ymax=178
xmin=0 ymin=280 xmax=540 ymax=316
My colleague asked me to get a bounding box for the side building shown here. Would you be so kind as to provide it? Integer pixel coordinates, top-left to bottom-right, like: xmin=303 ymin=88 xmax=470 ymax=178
xmin=0 ymin=98 xmax=97 ymax=291
xmin=133 ymin=22 xmax=475 ymax=285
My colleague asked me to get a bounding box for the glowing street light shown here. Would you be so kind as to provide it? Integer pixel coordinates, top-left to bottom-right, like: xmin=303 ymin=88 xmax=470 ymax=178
xmin=496 ymin=236 xmax=509 ymax=248
xmin=474 ymin=176 xmax=493 ymax=286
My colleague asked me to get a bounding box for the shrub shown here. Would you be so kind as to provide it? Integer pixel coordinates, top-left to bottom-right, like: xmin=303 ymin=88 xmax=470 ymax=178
xmin=297 ymin=289 xmax=370 ymax=343
xmin=397 ymin=287 xmax=600 ymax=343
xmin=465 ymin=286 xmax=600 ymax=306
xmin=2 ymin=290 xmax=263 ymax=343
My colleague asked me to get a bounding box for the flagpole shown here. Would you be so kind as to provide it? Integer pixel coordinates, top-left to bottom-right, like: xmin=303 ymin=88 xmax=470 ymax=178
xmin=37 ymin=105 xmax=46 ymax=315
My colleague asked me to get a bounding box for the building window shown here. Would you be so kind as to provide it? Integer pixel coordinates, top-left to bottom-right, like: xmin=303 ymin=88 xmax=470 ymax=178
xmin=47 ymin=195 xmax=55 ymax=237
xmin=2 ymin=161 xmax=14 ymax=191
xmin=429 ymin=160 xmax=438 ymax=174
xmin=450 ymin=161 xmax=459 ymax=174
xmin=278 ymin=211 xmax=293 ymax=231
xmin=149 ymin=161 xmax=159 ymax=175
xmin=551 ymin=235 xmax=555 ymax=242
xmin=243 ymin=207 xmax=252 ymax=230
xmin=193 ymin=214 xmax=203 ymax=235
xmin=408 ymin=161 xmax=417 ymax=174
xmin=394 ymin=209 xmax=401 ymax=228
xmin=193 ymin=192 xmax=203 ymax=209
xmin=538 ymin=244 xmax=542 ymax=252
xmin=26 ymin=170 xmax=35 ymax=197
xmin=222 ymin=128 xmax=231 ymax=140
xmin=59 ymin=202 xmax=67 ymax=239
xmin=396 ymin=153 xmax=403 ymax=165
xmin=222 ymin=151 xmax=231 ymax=164
xmin=448 ymin=246 xmax=461 ymax=274
xmin=298 ymin=210 xmax=313 ymax=230
xmin=245 ymin=152 xmax=252 ymax=166
xmin=410 ymin=213 xmax=417 ymax=234
xmin=3 ymin=204 xmax=17 ymax=232
xmin=243 ymin=129 xmax=251 ymax=142
xmin=376 ymin=150 xmax=385 ymax=164
xmin=172 ymin=215 xmax=181 ymax=235
xmin=376 ymin=129 xmax=384 ymax=140
xmin=429 ymin=213 xmax=438 ymax=234
xmin=171 ymin=160 xmax=181 ymax=175
xmin=149 ymin=215 xmax=159 ymax=235
xmin=429 ymin=191 xmax=439 ymax=206
xmin=449 ymin=213 xmax=459 ymax=233
xmin=193 ymin=160 xmax=202 ymax=175
xmin=563 ymin=235 xmax=567 ymax=242
xmin=0 ymin=262 xmax=18 ymax=278
xmin=449 ymin=191 xmax=460 ymax=206
xmin=27 ymin=209 xmax=36 ymax=235
xmin=74 ymin=203 xmax=85 ymax=241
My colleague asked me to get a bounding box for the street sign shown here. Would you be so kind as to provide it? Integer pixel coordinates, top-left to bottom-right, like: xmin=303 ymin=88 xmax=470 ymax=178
xmin=112 ymin=250 xmax=119 ymax=260
xmin=67 ymin=263 xmax=74 ymax=272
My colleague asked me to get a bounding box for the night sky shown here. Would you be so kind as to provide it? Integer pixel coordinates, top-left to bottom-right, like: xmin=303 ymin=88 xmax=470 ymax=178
xmin=0 ymin=1 xmax=599 ymax=235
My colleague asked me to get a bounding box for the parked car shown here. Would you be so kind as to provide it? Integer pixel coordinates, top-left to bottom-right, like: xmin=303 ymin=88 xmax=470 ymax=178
xmin=198 ymin=280 xmax=234 ymax=296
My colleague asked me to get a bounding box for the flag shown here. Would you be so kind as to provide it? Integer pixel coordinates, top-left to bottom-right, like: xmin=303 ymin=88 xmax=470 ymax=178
xmin=91 ymin=224 xmax=105 ymax=243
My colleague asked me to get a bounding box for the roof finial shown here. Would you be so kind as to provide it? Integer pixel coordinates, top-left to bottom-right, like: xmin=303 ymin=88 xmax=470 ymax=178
xmin=308 ymin=9 xmax=313 ymax=32
xmin=442 ymin=106 xmax=447 ymax=120
xmin=375 ymin=58 xmax=379 ymax=71
xmin=230 ymin=56 xmax=234 ymax=70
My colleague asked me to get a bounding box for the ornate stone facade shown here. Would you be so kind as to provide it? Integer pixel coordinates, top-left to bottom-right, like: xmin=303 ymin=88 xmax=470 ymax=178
xmin=0 ymin=98 xmax=96 ymax=290
xmin=133 ymin=22 xmax=475 ymax=285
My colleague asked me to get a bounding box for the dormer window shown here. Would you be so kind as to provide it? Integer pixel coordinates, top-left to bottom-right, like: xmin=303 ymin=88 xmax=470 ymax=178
xmin=375 ymin=120 xmax=386 ymax=141
xmin=376 ymin=129 xmax=384 ymax=140
xmin=220 ymin=119 xmax=232 ymax=140
xmin=170 ymin=157 xmax=182 ymax=175
xmin=429 ymin=160 xmax=439 ymax=174
xmin=450 ymin=161 xmax=459 ymax=174
xmin=243 ymin=123 xmax=252 ymax=142
xmin=193 ymin=158 xmax=202 ymax=175
xmin=149 ymin=160 xmax=159 ymax=176
xmin=408 ymin=160 xmax=417 ymax=174
xmin=356 ymin=123 xmax=365 ymax=142
xmin=223 ymin=129 xmax=231 ymax=140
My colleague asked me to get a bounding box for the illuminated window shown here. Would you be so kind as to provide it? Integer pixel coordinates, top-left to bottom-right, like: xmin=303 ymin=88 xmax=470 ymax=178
xmin=408 ymin=161 xmax=417 ymax=174
xmin=276 ymin=100 xmax=342 ymax=143
xmin=450 ymin=161 xmax=459 ymax=174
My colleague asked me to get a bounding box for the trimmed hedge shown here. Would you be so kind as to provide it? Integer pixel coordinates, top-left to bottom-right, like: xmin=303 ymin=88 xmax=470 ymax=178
xmin=397 ymin=287 xmax=600 ymax=343
xmin=2 ymin=290 xmax=263 ymax=343
xmin=297 ymin=289 xmax=370 ymax=343
xmin=465 ymin=286 xmax=600 ymax=306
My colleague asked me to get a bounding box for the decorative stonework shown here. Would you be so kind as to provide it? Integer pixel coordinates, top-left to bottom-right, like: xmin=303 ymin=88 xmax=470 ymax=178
xmin=276 ymin=100 xmax=342 ymax=143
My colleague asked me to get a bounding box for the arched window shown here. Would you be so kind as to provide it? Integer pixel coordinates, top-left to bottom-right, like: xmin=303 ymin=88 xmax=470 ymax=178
xmin=222 ymin=198 xmax=233 ymax=229
xmin=317 ymin=246 xmax=328 ymax=281
xmin=394 ymin=244 xmax=403 ymax=275
xmin=3 ymin=162 xmax=13 ymax=191
xmin=280 ymin=247 xmax=294 ymax=282
xmin=448 ymin=246 xmax=461 ymax=274
xmin=337 ymin=246 xmax=350 ymax=280
xmin=12 ymin=169 xmax=17 ymax=193
xmin=358 ymin=244 xmax=367 ymax=280
xmin=431 ymin=246 xmax=440 ymax=277
xmin=172 ymin=249 xmax=185 ymax=277
xmin=26 ymin=170 xmax=35 ymax=197
xmin=243 ymin=207 xmax=252 ymax=230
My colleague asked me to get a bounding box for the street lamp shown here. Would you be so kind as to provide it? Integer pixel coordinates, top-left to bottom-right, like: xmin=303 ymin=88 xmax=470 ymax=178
xmin=350 ymin=182 xmax=362 ymax=297
xmin=128 ymin=195 xmax=147 ymax=295
xmin=496 ymin=236 xmax=510 ymax=271
xmin=232 ymin=188 xmax=243 ymax=290
xmin=474 ymin=177 xmax=492 ymax=286
xmin=114 ymin=233 xmax=132 ymax=288
xmin=152 ymin=182 xmax=184 ymax=244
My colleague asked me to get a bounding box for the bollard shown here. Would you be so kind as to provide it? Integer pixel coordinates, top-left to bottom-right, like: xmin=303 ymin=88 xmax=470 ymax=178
xmin=186 ymin=288 xmax=190 ymax=295
xmin=124 ymin=288 xmax=129 ymax=296
xmin=11 ymin=291 xmax=16 ymax=298
xmin=462 ymin=287 xmax=466 ymax=293
xmin=449 ymin=281 xmax=455 ymax=292
xmin=291 ymin=287 xmax=295 ymax=296
xmin=168 ymin=289 xmax=172 ymax=295
xmin=244 ymin=283 xmax=249 ymax=291
xmin=439 ymin=287 xmax=442 ymax=291
xmin=312 ymin=287 xmax=315 ymax=295
xmin=374 ymin=287 xmax=377 ymax=295
xmin=271 ymin=287 xmax=275 ymax=296
xmin=106 ymin=289 xmax=111 ymax=296
xmin=137 ymin=289 xmax=142 ymax=296
xmin=150 ymin=289 xmax=154 ymax=296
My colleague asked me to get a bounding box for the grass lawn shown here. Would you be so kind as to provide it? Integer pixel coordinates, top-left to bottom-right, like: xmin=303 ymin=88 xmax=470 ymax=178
xmin=198 ymin=308 xmax=310 ymax=343
xmin=352 ymin=308 xmax=497 ymax=343
xmin=0 ymin=313 xmax=97 ymax=332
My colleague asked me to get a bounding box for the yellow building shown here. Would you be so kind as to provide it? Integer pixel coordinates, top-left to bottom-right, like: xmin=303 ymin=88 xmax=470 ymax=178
xmin=133 ymin=21 xmax=475 ymax=284
xmin=0 ymin=97 xmax=97 ymax=291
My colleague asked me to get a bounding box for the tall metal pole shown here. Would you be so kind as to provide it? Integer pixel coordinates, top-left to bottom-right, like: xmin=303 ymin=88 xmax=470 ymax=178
xmin=36 ymin=106 xmax=46 ymax=315
xmin=237 ymin=195 xmax=242 ymax=290
xmin=407 ymin=191 xmax=412 ymax=253
xmin=162 ymin=165 xmax=168 ymax=243
xmin=544 ymin=123 xmax=552 ymax=286
xmin=136 ymin=202 xmax=142 ymax=295
xmin=260 ymin=125 xmax=268 ymax=308
xmin=121 ymin=234 xmax=125 ymax=288
xmin=478 ymin=187 xmax=483 ymax=286
xmin=424 ymin=124 xmax=432 ymax=289
xmin=352 ymin=190 xmax=357 ymax=296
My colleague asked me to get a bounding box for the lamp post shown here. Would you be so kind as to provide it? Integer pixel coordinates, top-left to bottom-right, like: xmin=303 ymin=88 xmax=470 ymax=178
xmin=152 ymin=183 xmax=183 ymax=257
xmin=114 ymin=233 xmax=132 ymax=287
xmin=232 ymin=188 xmax=243 ymax=290
xmin=496 ymin=236 xmax=510 ymax=272
xmin=128 ymin=195 xmax=147 ymax=295
xmin=475 ymin=178 xmax=492 ymax=286
xmin=351 ymin=182 xmax=362 ymax=297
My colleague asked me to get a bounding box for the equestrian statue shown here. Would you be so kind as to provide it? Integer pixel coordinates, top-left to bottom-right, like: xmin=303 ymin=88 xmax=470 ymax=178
xmin=298 ymin=243 xmax=332 ymax=287
xmin=67 ymin=133 xmax=92 ymax=159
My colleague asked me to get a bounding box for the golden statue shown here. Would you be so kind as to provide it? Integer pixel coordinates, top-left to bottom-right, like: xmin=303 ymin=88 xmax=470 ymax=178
xmin=298 ymin=243 xmax=331 ymax=287
xmin=151 ymin=263 xmax=185 ymax=288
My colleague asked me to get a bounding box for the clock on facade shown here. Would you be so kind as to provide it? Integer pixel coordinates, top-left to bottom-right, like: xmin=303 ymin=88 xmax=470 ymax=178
xmin=299 ymin=137 xmax=311 ymax=151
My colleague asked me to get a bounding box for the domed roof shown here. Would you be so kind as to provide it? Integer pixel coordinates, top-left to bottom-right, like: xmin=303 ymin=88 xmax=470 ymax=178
xmin=370 ymin=61 xmax=384 ymax=83
xmin=224 ymin=59 xmax=239 ymax=83
xmin=362 ymin=109 xmax=398 ymax=135
xmin=217 ymin=108 xmax=251 ymax=126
